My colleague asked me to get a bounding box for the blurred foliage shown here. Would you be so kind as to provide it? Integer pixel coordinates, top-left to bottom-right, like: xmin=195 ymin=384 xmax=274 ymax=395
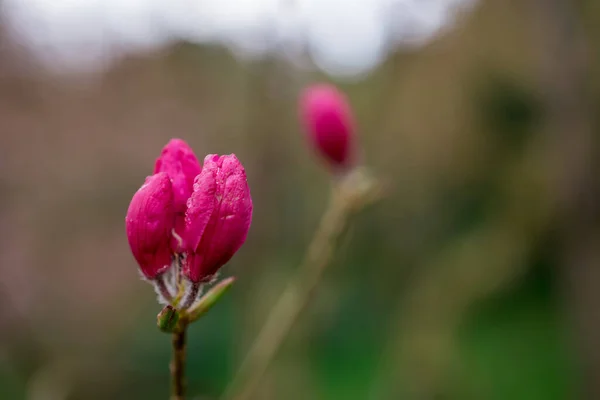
xmin=0 ymin=0 xmax=597 ymax=399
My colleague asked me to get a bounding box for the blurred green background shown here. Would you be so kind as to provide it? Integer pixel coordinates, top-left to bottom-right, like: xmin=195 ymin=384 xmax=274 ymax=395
xmin=1 ymin=0 xmax=599 ymax=399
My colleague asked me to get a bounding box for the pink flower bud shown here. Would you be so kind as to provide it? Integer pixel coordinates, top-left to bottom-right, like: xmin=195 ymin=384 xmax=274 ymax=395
xmin=125 ymin=172 xmax=175 ymax=280
xmin=154 ymin=138 xmax=202 ymax=251
xmin=183 ymin=154 xmax=253 ymax=283
xmin=300 ymin=83 xmax=355 ymax=168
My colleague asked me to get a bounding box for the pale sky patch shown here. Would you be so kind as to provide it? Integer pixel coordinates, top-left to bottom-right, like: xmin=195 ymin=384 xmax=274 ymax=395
xmin=2 ymin=0 xmax=476 ymax=77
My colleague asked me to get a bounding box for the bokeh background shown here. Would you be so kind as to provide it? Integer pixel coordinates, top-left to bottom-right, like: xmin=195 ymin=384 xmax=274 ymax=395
xmin=0 ymin=0 xmax=598 ymax=399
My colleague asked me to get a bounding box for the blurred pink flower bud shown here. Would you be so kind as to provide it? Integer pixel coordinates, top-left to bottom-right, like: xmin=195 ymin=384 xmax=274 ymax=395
xmin=154 ymin=138 xmax=201 ymax=251
xmin=300 ymin=83 xmax=355 ymax=168
xmin=125 ymin=172 xmax=175 ymax=280
xmin=183 ymin=154 xmax=253 ymax=283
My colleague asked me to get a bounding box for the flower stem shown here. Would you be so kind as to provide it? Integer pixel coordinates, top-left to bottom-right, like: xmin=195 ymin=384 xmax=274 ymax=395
xmin=181 ymin=282 xmax=201 ymax=310
xmin=155 ymin=275 xmax=174 ymax=304
xmin=223 ymin=171 xmax=381 ymax=400
xmin=171 ymin=320 xmax=188 ymax=400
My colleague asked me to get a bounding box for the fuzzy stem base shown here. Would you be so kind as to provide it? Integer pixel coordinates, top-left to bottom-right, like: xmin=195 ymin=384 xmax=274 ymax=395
xmin=155 ymin=275 xmax=174 ymax=304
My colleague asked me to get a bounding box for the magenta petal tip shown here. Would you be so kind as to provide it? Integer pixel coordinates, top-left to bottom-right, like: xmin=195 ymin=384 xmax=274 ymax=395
xmin=183 ymin=154 xmax=253 ymax=283
xmin=154 ymin=138 xmax=202 ymax=252
xmin=299 ymin=84 xmax=356 ymax=169
xmin=125 ymin=172 xmax=175 ymax=280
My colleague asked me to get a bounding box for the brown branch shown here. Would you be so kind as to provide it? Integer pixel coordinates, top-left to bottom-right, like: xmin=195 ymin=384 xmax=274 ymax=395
xmin=171 ymin=321 xmax=188 ymax=400
xmin=222 ymin=170 xmax=381 ymax=400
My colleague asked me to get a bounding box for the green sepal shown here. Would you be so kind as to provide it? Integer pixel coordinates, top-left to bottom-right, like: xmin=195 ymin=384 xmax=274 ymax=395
xmin=188 ymin=277 xmax=236 ymax=323
xmin=157 ymin=305 xmax=180 ymax=333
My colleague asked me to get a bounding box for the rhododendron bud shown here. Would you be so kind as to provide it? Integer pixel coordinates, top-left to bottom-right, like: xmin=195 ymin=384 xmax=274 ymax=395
xmin=183 ymin=154 xmax=253 ymax=283
xmin=154 ymin=138 xmax=201 ymax=251
xmin=125 ymin=172 xmax=175 ymax=280
xmin=300 ymin=83 xmax=355 ymax=169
